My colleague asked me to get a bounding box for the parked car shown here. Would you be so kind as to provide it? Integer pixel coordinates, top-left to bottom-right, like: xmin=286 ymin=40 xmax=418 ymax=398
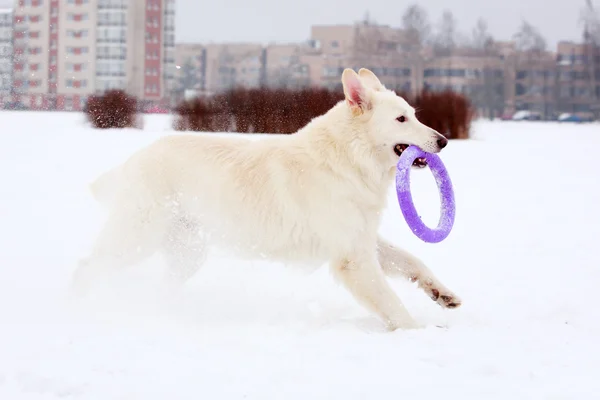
xmin=557 ymin=113 xmax=593 ymax=123
xmin=512 ymin=110 xmax=542 ymax=121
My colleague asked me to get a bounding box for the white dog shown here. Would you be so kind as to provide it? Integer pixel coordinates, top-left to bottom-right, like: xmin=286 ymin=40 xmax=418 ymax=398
xmin=72 ymin=68 xmax=461 ymax=330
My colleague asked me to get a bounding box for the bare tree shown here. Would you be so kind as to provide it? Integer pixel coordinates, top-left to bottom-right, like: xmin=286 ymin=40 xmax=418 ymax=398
xmin=578 ymin=0 xmax=600 ymax=118
xmin=580 ymin=0 xmax=600 ymax=44
xmin=401 ymin=4 xmax=431 ymax=50
xmin=267 ymin=48 xmax=310 ymax=89
xmin=513 ymin=20 xmax=547 ymax=52
xmin=432 ymin=10 xmax=461 ymax=56
xmin=467 ymin=18 xmax=502 ymax=119
xmin=177 ymin=58 xmax=199 ymax=92
xmin=471 ymin=18 xmax=493 ymax=50
xmin=349 ymin=20 xmax=409 ymax=90
xmin=512 ymin=21 xmax=551 ymax=118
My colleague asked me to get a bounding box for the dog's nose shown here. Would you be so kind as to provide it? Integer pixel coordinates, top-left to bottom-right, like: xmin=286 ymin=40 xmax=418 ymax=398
xmin=437 ymin=136 xmax=448 ymax=149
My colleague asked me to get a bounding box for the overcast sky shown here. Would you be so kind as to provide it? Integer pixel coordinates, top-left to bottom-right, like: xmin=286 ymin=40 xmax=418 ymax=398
xmin=175 ymin=0 xmax=586 ymax=48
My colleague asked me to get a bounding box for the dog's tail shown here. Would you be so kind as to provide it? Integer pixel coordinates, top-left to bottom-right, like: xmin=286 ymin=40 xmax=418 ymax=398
xmin=89 ymin=165 xmax=123 ymax=208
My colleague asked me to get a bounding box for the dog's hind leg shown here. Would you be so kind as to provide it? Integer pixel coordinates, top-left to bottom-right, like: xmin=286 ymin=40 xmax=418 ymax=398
xmin=376 ymin=236 xmax=462 ymax=309
xmin=162 ymin=216 xmax=207 ymax=286
xmin=70 ymin=204 xmax=168 ymax=296
xmin=331 ymin=250 xmax=420 ymax=331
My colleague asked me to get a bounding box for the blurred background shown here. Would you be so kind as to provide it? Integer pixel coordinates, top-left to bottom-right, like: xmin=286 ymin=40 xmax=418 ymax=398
xmin=1 ymin=3 xmax=600 ymax=397
xmin=0 ymin=0 xmax=598 ymax=122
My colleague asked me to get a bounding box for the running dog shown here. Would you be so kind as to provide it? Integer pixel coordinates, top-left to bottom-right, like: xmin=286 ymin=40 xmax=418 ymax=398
xmin=72 ymin=68 xmax=461 ymax=330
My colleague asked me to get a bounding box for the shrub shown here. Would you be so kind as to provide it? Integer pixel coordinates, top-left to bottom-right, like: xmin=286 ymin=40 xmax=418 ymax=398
xmin=173 ymin=86 xmax=473 ymax=139
xmin=173 ymin=87 xmax=344 ymax=134
xmin=406 ymin=89 xmax=474 ymax=140
xmin=84 ymin=90 xmax=141 ymax=129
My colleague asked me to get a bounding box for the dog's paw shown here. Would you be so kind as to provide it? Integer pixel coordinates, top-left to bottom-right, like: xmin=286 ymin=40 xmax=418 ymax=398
xmin=429 ymin=287 xmax=462 ymax=309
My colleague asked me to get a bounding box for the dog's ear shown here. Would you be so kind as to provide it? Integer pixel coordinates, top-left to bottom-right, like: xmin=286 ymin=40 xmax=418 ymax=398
xmin=359 ymin=68 xmax=385 ymax=92
xmin=341 ymin=68 xmax=371 ymax=114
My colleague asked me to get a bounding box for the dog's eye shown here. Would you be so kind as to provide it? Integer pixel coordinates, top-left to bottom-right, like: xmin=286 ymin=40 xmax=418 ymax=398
xmin=397 ymin=116 xmax=406 ymax=123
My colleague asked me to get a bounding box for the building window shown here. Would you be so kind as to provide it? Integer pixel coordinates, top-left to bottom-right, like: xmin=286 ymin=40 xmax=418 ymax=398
xmin=22 ymin=0 xmax=44 ymax=6
xmin=67 ymin=29 xmax=89 ymax=38
xmin=67 ymin=12 xmax=89 ymax=21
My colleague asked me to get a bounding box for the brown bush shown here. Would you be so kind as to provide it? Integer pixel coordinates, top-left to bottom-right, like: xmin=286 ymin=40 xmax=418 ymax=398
xmin=173 ymin=87 xmax=344 ymax=134
xmin=84 ymin=90 xmax=141 ymax=129
xmin=404 ymin=89 xmax=474 ymax=140
xmin=173 ymin=86 xmax=473 ymax=139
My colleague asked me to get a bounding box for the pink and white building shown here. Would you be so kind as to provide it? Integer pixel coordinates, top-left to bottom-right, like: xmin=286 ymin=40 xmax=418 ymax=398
xmin=9 ymin=0 xmax=175 ymax=111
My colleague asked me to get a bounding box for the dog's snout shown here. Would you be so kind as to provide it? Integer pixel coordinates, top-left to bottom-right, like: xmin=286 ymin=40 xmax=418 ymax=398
xmin=437 ymin=136 xmax=448 ymax=149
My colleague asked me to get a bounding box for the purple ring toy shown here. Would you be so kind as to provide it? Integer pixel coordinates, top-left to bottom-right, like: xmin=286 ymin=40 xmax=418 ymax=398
xmin=395 ymin=145 xmax=455 ymax=243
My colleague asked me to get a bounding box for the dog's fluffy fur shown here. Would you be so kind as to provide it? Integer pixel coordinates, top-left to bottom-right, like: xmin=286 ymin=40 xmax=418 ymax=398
xmin=72 ymin=68 xmax=461 ymax=330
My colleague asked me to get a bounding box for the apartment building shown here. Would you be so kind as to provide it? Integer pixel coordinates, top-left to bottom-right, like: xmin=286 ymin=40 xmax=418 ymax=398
xmin=310 ymin=22 xmax=417 ymax=94
xmin=423 ymin=52 xmax=506 ymax=118
xmin=556 ymin=41 xmax=600 ymax=118
xmin=10 ymin=0 xmax=175 ymax=111
xmin=263 ymin=43 xmax=312 ymax=89
xmin=174 ymin=22 xmax=417 ymax=98
xmin=174 ymin=22 xmax=600 ymax=120
xmin=174 ymin=42 xmax=205 ymax=98
xmin=509 ymin=49 xmax=558 ymax=118
xmin=0 ymin=8 xmax=12 ymax=98
xmin=202 ymin=43 xmax=263 ymax=93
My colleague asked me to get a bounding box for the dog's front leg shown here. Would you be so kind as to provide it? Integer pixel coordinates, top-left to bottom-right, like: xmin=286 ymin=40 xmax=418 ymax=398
xmin=331 ymin=251 xmax=420 ymax=331
xmin=376 ymin=236 xmax=462 ymax=309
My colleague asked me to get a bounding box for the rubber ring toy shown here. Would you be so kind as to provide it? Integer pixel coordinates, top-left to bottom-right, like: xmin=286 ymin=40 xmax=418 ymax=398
xmin=395 ymin=145 xmax=456 ymax=243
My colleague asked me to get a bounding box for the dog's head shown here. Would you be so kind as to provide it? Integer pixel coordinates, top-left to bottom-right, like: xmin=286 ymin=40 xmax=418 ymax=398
xmin=341 ymin=68 xmax=448 ymax=169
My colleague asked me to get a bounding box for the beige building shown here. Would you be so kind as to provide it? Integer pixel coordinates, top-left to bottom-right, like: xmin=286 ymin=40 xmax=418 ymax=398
xmin=173 ymin=23 xmax=599 ymax=120
xmin=555 ymin=41 xmax=600 ymax=119
xmin=507 ymin=49 xmax=558 ymax=118
xmin=10 ymin=0 xmax=176 ymax=111
xmin=0 ymin=8 xmax=13 ymax=98
xmin=176 ymin=41 xmax=313 ymax=96
xmin=174 ymin=42 xmax=205 ymax=98
xmin=309 ymin=22 xmax=416 ymax=93
xmin=422 ymin=52 xmax=506 ymax=118
xmin=175 ymin=21 xmax=417 ymax=97
xmin=264 ymin=43 xmax=312 ymax=89
xmin=204 ymin=43 xmax=263 ymax=91
xmin=175 ymin=42 xmax=263 ymax=97
xmin=420 ymin=45 xmax=564 ymax=119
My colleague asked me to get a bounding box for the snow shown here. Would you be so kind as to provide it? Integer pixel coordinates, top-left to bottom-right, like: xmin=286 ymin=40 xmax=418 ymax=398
xmin=1 ymin=111 xmax=599 ymax=399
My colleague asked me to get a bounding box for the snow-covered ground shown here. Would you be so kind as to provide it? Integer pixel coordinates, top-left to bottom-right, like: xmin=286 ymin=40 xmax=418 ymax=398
xmin=1 ymin=111 xmax=599 ymax=399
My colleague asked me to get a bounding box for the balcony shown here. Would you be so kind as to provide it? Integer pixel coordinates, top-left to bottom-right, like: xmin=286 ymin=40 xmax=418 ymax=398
xmin=96 ymin=71 xmax=126 ymax=77
xmin=98 ymin=4 xmax=127 ymax=10
xmin=96 ymin=38 xmax=127 ymax=44
xmin=96 ymin=54 xmax=126 ymax=61
xmin=97 ymin=21 xmax=126 ymax=27
xmin=13 ymin=37 xmax=28 ymax=46
xmin=13 ymin=18 xmax=28 ymax=27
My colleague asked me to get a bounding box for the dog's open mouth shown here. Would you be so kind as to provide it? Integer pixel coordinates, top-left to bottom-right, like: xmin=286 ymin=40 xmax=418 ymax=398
xmin=394 ymin=144 xmax=427 ymax=168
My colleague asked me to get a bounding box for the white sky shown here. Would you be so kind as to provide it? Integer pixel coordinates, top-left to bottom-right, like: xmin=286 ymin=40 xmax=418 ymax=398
xmin=0 ymin=0 xmax=586 ymax=48
xmin=174 ymin=0 xmax=587 ymax=48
